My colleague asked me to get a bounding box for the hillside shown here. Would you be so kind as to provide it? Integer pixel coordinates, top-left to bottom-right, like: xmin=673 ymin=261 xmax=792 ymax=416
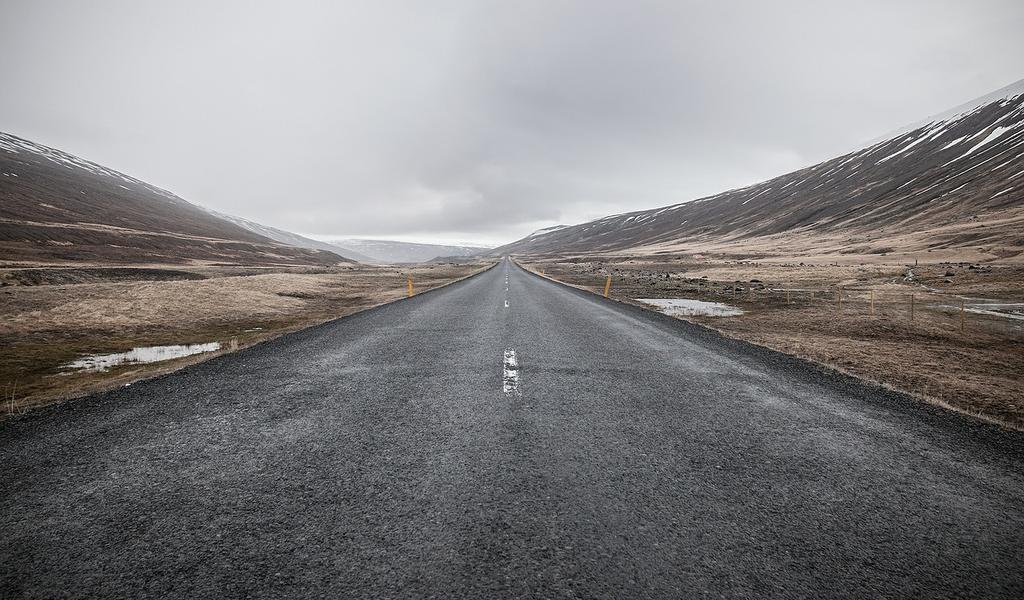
xmin=0 ymin=132 xmax=349 ymax=266
xmin=198 ymin=208 xmax=490 ymax=265
xmin=200 ymin=208 xmax=377 ymax=263
xmin=331 ymin=238 xmax=491 ymax=264
xmin=494 ymin=80 xmax=1024 ymax=262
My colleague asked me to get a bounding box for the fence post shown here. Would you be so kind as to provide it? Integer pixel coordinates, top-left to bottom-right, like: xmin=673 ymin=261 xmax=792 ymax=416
xmin=603 ymin=275 xmax=612 ymax=298
xmin=909 ymin=293 xmax=914 ymax=322
xmin=786 ymin=290 xmax=791 ymax=304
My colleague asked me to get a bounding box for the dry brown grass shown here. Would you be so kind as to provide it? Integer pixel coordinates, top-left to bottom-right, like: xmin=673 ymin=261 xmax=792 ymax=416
xmin=524 ymin=256 xmax=1024 ymax=429
xmin=0 ymin=262 xmax=493 ymax=414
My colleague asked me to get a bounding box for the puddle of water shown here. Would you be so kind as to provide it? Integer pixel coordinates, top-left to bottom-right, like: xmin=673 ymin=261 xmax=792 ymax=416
xmin=638 ymin=298 xmax=744 ymax=317
xmin=62 ymin=342 xmax=222 ymax=372
xmin=937 ymin=301 xmax=1024 ymax=319
xmin=964 ymin=303 xmax=1024 ymax=321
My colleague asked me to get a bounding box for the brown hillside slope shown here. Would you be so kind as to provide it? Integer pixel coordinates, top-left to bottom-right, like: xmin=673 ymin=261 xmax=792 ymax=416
xmin=495 ymin=80 xmax=1024 ymax=262
xmin=0 ymin=132 xmax=348 ymax=266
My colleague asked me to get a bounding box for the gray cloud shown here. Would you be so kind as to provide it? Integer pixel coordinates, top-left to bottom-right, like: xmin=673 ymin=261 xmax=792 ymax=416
xmin=3 ymin=0 xmax=1023 ymax=244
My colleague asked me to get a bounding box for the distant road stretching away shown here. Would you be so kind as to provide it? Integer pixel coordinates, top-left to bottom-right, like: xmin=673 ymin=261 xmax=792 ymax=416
xmin=3 ymin=258 xmax=1023 ymax=598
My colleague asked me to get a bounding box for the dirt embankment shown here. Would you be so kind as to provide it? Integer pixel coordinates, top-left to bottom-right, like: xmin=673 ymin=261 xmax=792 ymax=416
xmin=523 ymin=256 xmax=1024 ymax=429
xmin=1 ymin=262 xmax=493 ymax=414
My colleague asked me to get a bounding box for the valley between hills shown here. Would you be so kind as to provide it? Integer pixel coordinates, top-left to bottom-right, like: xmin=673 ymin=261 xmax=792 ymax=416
xmin=2 ymin=80 xmax=1023 ymax=427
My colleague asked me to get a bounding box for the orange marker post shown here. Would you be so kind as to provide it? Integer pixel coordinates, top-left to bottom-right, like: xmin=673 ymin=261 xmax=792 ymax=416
xmin=603 ymin=275 xmax=612 ymax=298
xmin=407 ymin=277 xmax=414 ymax=297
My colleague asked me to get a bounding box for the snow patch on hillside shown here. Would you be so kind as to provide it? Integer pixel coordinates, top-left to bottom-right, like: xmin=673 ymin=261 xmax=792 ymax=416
xmin=526 ymin=225 xmax=569 ymax=238
xmin=0 ymin=131 xmax=181 ymax=201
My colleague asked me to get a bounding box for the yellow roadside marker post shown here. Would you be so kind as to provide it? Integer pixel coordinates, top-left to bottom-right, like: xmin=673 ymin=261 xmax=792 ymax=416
xmin=603 ymin=275 xmax=612 ymax=298
xmin=407 ymin=277 xmax=414 ymax=297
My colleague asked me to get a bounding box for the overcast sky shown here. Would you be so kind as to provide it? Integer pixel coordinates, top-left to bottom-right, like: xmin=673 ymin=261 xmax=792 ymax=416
xmin=3 ymin=1 xmax=1023 ymax=245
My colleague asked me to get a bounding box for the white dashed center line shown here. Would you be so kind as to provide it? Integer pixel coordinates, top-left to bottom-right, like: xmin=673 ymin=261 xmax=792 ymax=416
xmin=502 ymin=348 xmax=520 ymax=395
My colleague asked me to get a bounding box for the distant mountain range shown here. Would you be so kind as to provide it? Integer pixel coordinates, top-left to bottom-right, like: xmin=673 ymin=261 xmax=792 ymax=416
xmin=494 ymin=79 xmax=1024 ymax=262
xmin=0 ymin=132 xmax=349 ymax=266
xmin=206 ymin=209 xmax=490 ymax=264
xmin=201 ymin=209 xmax=377 ymax=263
xmin=326 ymin=238 xmax=491 ymax=264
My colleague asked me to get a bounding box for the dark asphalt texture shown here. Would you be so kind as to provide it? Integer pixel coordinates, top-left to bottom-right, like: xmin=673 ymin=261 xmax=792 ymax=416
xmin=2 ymin=258 xmax=1023 ymax=599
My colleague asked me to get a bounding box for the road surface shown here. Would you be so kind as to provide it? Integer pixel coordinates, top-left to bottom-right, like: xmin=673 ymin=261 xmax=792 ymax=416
xmin=3 ymin=258 xmax=1023 ymax=598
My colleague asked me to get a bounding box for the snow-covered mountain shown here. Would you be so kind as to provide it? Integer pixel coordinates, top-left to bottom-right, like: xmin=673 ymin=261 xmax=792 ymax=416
xmin=872 ymin=78 xmax=1024 ymax=144
xmin=198 ymin=209 xmax=493 ymax=264
xmin=524 ymin=225 xmax=569 ymax=239
xmin=0 ymin=132 xmax=348 ymax=266
xmin=494 ymin=79 xmax=1024 ymax=261
xmin=200 ymin=209 xmax=377 ymax=263
xmin=330 ymin=239 xmax=492 ymax=264
xmin=202 ymin=217 xmax=493 ymax=263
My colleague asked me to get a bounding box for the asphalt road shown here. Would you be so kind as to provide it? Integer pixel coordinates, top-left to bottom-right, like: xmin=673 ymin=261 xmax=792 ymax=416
xmin=3 ymin=258 xmax=1023 ymax=599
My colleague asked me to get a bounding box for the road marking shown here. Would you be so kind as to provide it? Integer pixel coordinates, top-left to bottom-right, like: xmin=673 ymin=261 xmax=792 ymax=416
xmin=502 ymin=348 xmax=519 ymax=395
